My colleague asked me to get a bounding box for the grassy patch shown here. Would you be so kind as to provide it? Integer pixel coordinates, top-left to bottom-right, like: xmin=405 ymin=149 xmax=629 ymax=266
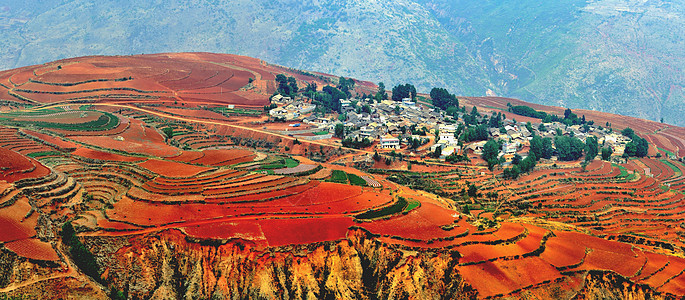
xmin=329 ymin=170 xmax=348 ymax=184
xmin=26 ymin=151 xmax=62 ymax=158
xmin=404 ymin=199 xmax=420 ymax=212
xmin=660 ymin=159 xmax=682 ymax=176
xmin=348 ymin=173 xmax=367 ymax=186
xmin=0 ymin=110 xmax=119 ymax=132
xmin=210 ymin=106 xmax=262 ymax=116
xmin=261 ymin=157 xmax=299 ymax=170
xmin=356 ymin=196 xmax=408 ymax=220
xmin=613 ymin=164 xmax=628 ymax=178
xmin=313 ymin=131 xmax=329 ymax=135
xmin=285 ymin=158 xmax=299 ymax=168
xmin=657 ymin=147 xmax=676 ymax=157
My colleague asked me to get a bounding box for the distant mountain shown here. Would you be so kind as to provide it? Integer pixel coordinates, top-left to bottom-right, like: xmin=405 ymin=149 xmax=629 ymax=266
xmin=0 ymin=0 xmax=682 ymax=125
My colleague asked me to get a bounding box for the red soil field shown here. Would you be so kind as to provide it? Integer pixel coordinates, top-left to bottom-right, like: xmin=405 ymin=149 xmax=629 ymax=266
xmin=71 ymin=147 xmax=145 ymax=162
xmin=153 ymin=107 xmax=230 ymax=121
xmin=137 ymin=159 xmax=212 ymax=178
xmin=0 ymin=53 xmax=292 ymax=108
xmin=360 ymin=200 xmax=467 ymax=242
xmin=22 ymin=129 xmax=79 ymax=149
xmin=0 ymin=146 xmax=36 ymax=182
xmin=13 ymin=111 xmax=102 ymax=124
xmin=71 ymin=119 xmax=179 ymax=157
xmin=166 ymin=150 xmax=206 ymax=163
xmin=4 ymin=238 xmax=59 ymax=261
xmin=259 ymin=217 xmax=355 ymax=247
xmin=457 ymin=257 xmax=563 ymax=298
xmin=190 ymin=149 xmax=255 ymax=166
xmin=0 ymin=199 xmax=36 ymax=242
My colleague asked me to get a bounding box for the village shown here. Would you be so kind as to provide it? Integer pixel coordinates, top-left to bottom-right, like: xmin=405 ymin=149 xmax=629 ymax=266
xmin=267 ymin=92 xmax=637 ymax=166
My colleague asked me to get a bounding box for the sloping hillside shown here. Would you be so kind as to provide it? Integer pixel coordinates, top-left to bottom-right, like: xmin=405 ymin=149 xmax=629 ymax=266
xmin=0 ymin=0 xmax=682 ymax=125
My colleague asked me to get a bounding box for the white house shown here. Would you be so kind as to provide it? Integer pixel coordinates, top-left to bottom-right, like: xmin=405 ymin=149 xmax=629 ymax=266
xmin=379 ymin=135 xmax=400 ymax=150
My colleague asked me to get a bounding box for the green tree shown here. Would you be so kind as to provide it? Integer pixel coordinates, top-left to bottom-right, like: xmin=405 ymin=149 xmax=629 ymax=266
xmin=601 ymin=147 xmax=613 ymax=160
xmin=337 ymin=76 xmax=355 ymax=97
xmin=482 ymin=139 xmax=500 ymax=170
xmin=530 ymin=136 xmax=552 ymax=160
xmin=334 ymin=123 xmax=345 ymax=138
xmin=585 ymin=136 xmax=599 ymax=162
xmin=375 ymin=82 xmax=388 ymax=101
xmin=468 ymin=183 xmax=478 ymax=198
xmin=391 ymin=83 xmax=417 ymax=101
xmin=430 ymin=87 xmax=458 ymax=111
xmin=162 ymin=127 xmax=173 ymax=139
xmin=538 ymin=123 xmax=547 ymax=132
xmin=621 ymin=127 xmax=635 ymax=138
xmin=275 ymin=74 xmax=298 ymax=96
xmin=555 ymin=135 xmax=585 ymax=161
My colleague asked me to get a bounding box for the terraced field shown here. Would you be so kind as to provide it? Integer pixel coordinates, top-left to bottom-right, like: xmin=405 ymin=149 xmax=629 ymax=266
xmin=0 ymin=54 xmax=684 ymax=299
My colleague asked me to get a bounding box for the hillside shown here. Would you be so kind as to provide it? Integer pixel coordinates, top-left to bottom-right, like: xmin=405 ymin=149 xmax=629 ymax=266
xmin=0 ymin=53 xmax=685 ymax=299
xmin=0 ymin=0 xmax=682 ymax=125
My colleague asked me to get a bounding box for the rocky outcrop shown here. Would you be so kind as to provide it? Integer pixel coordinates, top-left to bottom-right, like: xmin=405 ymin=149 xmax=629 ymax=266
xmin=92 ymin=229 xmax=477 ymax=300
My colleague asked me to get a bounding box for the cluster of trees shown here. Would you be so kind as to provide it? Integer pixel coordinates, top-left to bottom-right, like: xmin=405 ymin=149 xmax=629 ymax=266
xmin=530 ymin=136 xmax=553 ymax=159
xmin=503 ymin=153 xmax=537 ymax=179
xmin=482 ymin=139 xmax=501 ymax=170
xmin=407 ymin=136 xmax=428 ymax=150
xmin=334 ymin=123 xmax=345 ymax=138
xmin=342 ymin=136 xmax=371 ymax=149
xmin=446 ymin=151 xmax=470 ymax=163
xmin=554 ymin=135 xmax=586 ymax=161
xmin=275 ymin=74 xmax=298 ymax=97
xmin=462 ymin=124 xmax=489 ymax=142
xmin=622 ymin=127 xmax=649 ymax=158
xmin=508 ymin=104 xmax=593 ymax=127
xmin=62 ymin=222 xmax=100 ymax=280
xmin=311 ymin=85 xmax=347 ymax=113
xmin=585 ymin=136 xmax=599 ymax=162
xmin=391 ymin=83 xmax=417 ymax=101
xmin=374 ymin=82 xmax=388 ymax=102
xmin=430 ymin=87 xmax=459 ymax=111
xmin=337 ymin=76 xmax=355 ymax=98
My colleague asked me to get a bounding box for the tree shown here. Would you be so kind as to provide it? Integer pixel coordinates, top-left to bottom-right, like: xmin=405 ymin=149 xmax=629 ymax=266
xmin=519 ymin=153 xmax=537 ymax=173
xmin=432 ymin=145 xmax=442 ymax=158
xmin=621 ymin=127 xmax=635 ymax=138
xmin=334 ymin=123 xmax=345 ymax=138
xmin=468 ymin=183 xmax=478 ymax=198
xmin=162 ymin=127 xmax=173 ymax=139
xmin=530 ymin=136 xmax=553 ymax=160
xmin=585 ymin=136 xmax=599 ymax=162
xmin=275 ymin=74 xmax=298 ymax=96
xmin=391 ymin=83 xmax=417 ymax=101
xmin=375 ymin=82 xmax=388 ymax=101
xmin=525 ymin=122 xmax=533 ymax=133
xmin=555 ymin=135 xmax=585 ymax=161
xmin=601 ymin=147 xmax=613 ymax=160
xmin=512 ymin=154 xmax=522 ymax=165
xmin=538 ymin=123 xmax=547 ymax=132
xmin=337 ymin=77 xmax=355 ymax=97
xmin=625 ymin=136 xmax=648 ymax=157
xmin=430 ymin=87 xmax=458 ymax=111
xmin=482 ymin=139 xmax=500 ymax=170
xmin=373 ymin=151 xmax=381 ymax=161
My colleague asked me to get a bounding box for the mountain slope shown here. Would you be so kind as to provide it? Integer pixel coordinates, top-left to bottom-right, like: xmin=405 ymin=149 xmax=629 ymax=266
xmin=0 ymin=0 xmax=682 ymax=125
